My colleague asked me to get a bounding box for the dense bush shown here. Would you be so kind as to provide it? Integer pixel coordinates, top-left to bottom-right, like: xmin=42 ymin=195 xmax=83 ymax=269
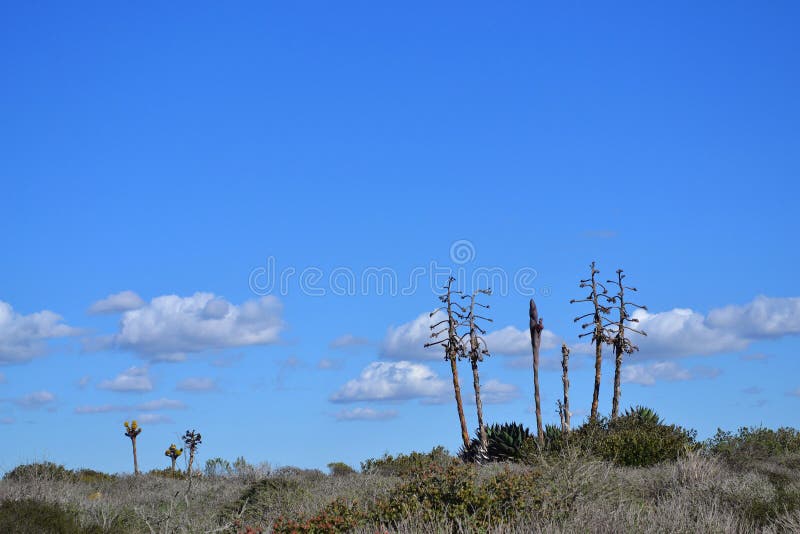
xmin=0 ymin=499 xmax=102 ymax=534
xmin=327 ymin=462 xmax=356 ymax=476
xmin=531 ymin=409 xmax=697 ymax=467
xmin=706 ymin=426 xmax=800 ymax=466
xmin=4 ymin=462 xmax=75 ymax=483
xmin=360 ymin=446 xmax=454 ymax=476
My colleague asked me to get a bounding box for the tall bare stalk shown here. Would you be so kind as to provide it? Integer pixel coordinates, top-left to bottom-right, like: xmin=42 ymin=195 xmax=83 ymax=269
xmin=561 ymin=343 xmax=571 ymax=433
xmin=529 ymin=299 xmax=544 ymax=447
xmin=606 ymin=269 xmax=647 ymax=418
xmin=426 ymin=277 xmax=470 ymax=449
xmin=463 ymin=289 xmax=492 ymax=449
xmin=571 ymin=261 xmax=611 ymax=421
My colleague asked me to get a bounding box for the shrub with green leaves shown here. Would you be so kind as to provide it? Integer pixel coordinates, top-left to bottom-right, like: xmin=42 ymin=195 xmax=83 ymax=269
xmin=707 ymin=426 xmax=800 ymax=466
xmin=360 ymin=445 xmax=453 ymax=476
xmin=327 ymin=462 xmax=356 ymax=476
xmin=532 ymin=409 xmax=696 ymax=467
xmin=0 ymin=499 xmax=103 ymax=534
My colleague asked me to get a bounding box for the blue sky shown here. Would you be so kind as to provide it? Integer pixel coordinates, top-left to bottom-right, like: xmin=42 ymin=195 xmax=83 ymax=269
xmin=1 ymin=1 xmax=799 ymax=474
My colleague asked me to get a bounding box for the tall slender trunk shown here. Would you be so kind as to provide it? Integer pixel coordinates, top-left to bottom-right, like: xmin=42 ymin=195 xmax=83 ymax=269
xmin=170 ymin=457 xmax=176 ymax=475
xmin=131 ymin=438 xmax=139 ymax=476
xmin=591 ymin=336 xmax=602 ymax=420
xmin=529 ymin=299 xmax=544 ymax=447
xmin=561 ymin=343 xmax=571 ymax=433
xmin=450 ymin=355 xmax=470 ymax=448
xmin=612 ymin=343 xmax=623 ymax=418
xmin=187 ymin=450 xmax=195 ymax=479
xmin=471 ymin=359 xmax=486 ymax=448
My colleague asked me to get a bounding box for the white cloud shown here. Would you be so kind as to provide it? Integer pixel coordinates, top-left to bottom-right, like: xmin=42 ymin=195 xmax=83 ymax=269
xmin=622 ymin=361 xmax=721 ymax=386
xmin=100 ymin=293 xmax=284 ymax=360
xmin=472 ymin=379 xmax=520 ymax=404
xmin=98 ymin=367 xmax=153 ymax=392
xmin=380 ymin=311 xmax=443 ymax=361
xmin=176 ymin=377 xmax=217 ymax=392
xmin=743 ymin=386 xmax=763 ymax=395
xmin=136 ymin=413 xmax=173 ymax=425
xmin=329 ymin=334 xmax=371 ymax=350
xmin=334 ymin=407 xmax=398 ymax=421
xmin=77 ymin=375 xmax=91 ymax=389
xmin=380 ymin=312 xmax=561 ymax=361
xmin=75 ymin=404 xmax=124 ymax=414
xmin=0 ymin=300 xmax=79 ymax=363
xmin=331 ymin=361 xmax=449 ymax=403
xmin=16 ymin=390 xmax=56 ymax=409
xmin=707 ymin=296 xmax=800 ymax=338
xmin=632 ymin=308 xmax=747 ymax=359
xmin=137 ymin=398 xmax=186 ymax=411
xmin=483 ymin=326 xmax=561 ymax=356
xmin=787 ymin=388 xmax=800 ymax=398
xmin=318 ymin=358 xmax=344 ymax=370
xmin=88 ymin=291 xmax=145 ymax=315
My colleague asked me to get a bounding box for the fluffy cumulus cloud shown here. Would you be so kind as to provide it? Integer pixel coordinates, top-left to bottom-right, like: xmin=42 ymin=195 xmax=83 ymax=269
xmin=334 ymin=407 xmax=398 ymax=421
xmin=483 ymin=326 xmax=561 ymax=356
xmin=380 ymin=312 xmax=561 ymax=361
xmin=631 ymin=308 xmax=748 ymax=359
xmin=380 ymin=311 xmax=442 ymax=360
xmin=331 ymin=361 xmax=449 ymax=402
xmin=176 ymin=377 xmax=217 ymax=392
xmin=97 ymin=293 xmax=284 ymax=360
xmin=628 ymin=296 xmax=800 ymax=361
xmin=622 ymin=361 xmax=721 ymax=386
xmin=706 ymin=296 xmax=800 ymax=339
xmin=88 ymin=291 xmax=145 ymax=314
xmin=16 ymin=390 xmax=56 ymax=409
xmin=0 ymin=300 xmax=79 ymax=363
xmin=98 ymin=367 xmax=153 ymax=392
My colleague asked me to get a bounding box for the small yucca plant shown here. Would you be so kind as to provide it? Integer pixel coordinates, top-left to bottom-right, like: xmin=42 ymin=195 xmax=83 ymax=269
xmin=164 ymin=444 xmax=183 ymax=476
xmin=123 ymin=420 xmax=142 ymax=475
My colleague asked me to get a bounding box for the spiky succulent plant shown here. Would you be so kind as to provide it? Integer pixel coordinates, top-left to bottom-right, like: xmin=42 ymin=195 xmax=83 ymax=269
xmin=621 ymin=405 xmax=662 ymax=426
xmin=459 ymin=422 xmax=533 ymax=463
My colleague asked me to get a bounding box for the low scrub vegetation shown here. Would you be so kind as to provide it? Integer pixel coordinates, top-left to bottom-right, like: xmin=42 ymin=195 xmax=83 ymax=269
xmin=2 ymin=419 xmax=800 ymax=532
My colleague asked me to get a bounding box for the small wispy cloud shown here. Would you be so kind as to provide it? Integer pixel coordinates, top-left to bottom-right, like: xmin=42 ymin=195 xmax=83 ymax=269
xmin=176 ymin=377 xmax=217 ymax=392
xmin=136 ymin=413 xmax=173 ymax=425
xmin=329 ymin=334 xmax=371 ymax=350
xmin=87 ymin=290 xmax=145 ymax=315
xmin=318 ymin=358 xmax=344 ymax=370
xmin=334 ymin=407 xmax=398 ymax=421
xmin=16 ymin=390 xmax=56 ymax=409
xmin=98 ymin=367 xmax=153 ymax=392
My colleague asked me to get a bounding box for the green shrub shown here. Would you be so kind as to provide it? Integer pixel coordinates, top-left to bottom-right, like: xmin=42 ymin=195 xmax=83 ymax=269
xmin=360 ymin=446 xmax=453 ymax=476
xmin=4 ymin=462 xmax=74 ymax=482
xmin=327 ymin=462 xmax=356 ymax=476
xmin=273 ymin=463 xmax=558 ymax=532
xmin=706 ymin=426 xmax=800 ymax=466
xmin=147 ymin=467 xmax=187 ymax=479
xmin=598 ymin=416 xmax=696 ymax=467
xmin=532 ymin=410 xmax=696 ymax=467
xmin=205 ymin=457 xmax=233 ymax=477
xmin=0 ymin=499 xmax=102 ymax=534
